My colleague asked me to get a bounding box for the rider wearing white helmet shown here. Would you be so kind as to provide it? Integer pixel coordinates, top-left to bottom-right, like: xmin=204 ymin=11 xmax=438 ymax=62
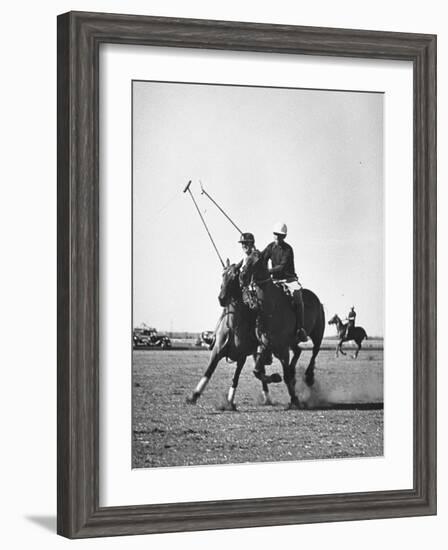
xmin=261 ymin=222 xmax=307 ymax=342
xmin=344 ymin=306 xmax=356 ymax=339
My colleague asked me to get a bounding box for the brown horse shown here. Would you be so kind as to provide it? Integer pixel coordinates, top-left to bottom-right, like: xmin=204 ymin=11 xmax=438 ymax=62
xmin=328 ymin=314 xmax=368 ymax=359
xmin=186 ymin=262 xmax=281 ymax=410
xmin=240 ymin=252 xmax=325 ymax=409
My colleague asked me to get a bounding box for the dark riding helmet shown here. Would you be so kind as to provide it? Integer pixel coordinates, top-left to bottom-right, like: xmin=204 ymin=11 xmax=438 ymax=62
xmin=238 ymin=232 xmax=255 ymax=244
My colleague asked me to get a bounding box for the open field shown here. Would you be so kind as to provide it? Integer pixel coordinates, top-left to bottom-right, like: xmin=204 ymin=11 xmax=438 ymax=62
xmin=136 ymin=337 xmax=384 ymax=351
xmin=133 ymin=348 xmax=383 ymax=468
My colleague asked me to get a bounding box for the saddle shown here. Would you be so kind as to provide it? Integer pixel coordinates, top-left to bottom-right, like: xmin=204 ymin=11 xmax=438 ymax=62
xmin=273 ymin=279 xmax=293 ymax=297
xmin=243 ymin=278 xmax=300 ymax=309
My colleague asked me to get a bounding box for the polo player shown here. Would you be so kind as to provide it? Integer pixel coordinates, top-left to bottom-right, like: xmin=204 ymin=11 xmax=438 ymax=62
xmin=261 ymin=222 xmax=308 ymax=342
xmin=208 ymin=232 xmax=259 ymax=351
xmin=237 ymin=232 xmax=275 ymax=368
xmin=237 ymin=232 xmax=257 ymax=265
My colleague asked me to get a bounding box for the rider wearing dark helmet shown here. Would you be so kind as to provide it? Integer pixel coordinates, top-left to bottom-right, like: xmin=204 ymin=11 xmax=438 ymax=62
xmin=261 ymin=222 xmax=307 ymax=342
xmin=237 ymin=232 xmax=257 ymax=263
xmin=236 ymin=232 xmax=274 ymax=368
xmin=237 ymin=232 xmax=263 ymax=311
xmin=209 ymin=232 xmax=258 ymax=351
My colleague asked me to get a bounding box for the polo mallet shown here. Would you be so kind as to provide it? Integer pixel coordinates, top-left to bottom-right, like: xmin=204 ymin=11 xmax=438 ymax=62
xmin=183 ymin=180 xmax=225 ymax=268
xmin=199 ymin=181 xmax=243 ymax=234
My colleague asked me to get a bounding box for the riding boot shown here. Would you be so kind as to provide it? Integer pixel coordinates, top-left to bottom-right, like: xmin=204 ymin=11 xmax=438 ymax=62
xmin=294 ymin=290 xmax=307 ymax=342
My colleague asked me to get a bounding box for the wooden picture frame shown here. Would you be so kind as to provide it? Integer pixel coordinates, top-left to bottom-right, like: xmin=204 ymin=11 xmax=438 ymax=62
xmin=57 ymin=11 xmax=437 ymax=538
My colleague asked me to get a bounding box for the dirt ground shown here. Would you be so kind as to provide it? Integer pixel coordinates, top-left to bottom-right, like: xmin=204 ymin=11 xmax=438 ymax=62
xmin=132 ymin=348 xmax=383 ymax=468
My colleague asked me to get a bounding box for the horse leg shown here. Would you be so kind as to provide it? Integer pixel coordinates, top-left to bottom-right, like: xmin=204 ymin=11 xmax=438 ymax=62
xmin=287 ymin=344 xmax=302 ymax=392
xmin=186 ymin=347 xmax=223 ymax=404
xmin=260 ymin=380 xmax=273 ymax=405
xmin=280 ymin=351 xmax=300 ymax=410
xmin=226 ymin=358 xmax=245 ymax=410
xmin=253 ymin=348 xmax=282 ymax=385
xmin=353 ymin=341 xmax=361 ymax=359
xmin=305 ymin=354 xmax=317 ymax=387
xmin=339 ymin=340 xmax=347 ymax=356
xmin=250 ymin=352 xmax=273 ymax=404
xmin=305 ymin=327 xmax=323 ymax=387
xmin=289 ymin=344 xmax=302 ymax=372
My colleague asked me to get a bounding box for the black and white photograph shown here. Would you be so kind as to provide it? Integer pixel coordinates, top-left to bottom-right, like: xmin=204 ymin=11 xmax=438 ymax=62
xmin=1 ymin=0 xmax=440 ymax=544
xmin=132 ymin=80 xmax=384 ymax=469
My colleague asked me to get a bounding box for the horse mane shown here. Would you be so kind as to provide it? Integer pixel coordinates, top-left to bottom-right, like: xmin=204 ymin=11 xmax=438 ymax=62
xmin=241 ymin=250 xmax=270 ymax=284
xmin=220 ymin=263 xmax=243 ymax=304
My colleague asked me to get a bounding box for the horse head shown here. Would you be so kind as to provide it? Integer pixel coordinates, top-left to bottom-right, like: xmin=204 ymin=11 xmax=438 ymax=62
xmin=328 ymin=314 xmax=340 ymax=326
xmin=218 ymin=261 xmax=241 ymax=306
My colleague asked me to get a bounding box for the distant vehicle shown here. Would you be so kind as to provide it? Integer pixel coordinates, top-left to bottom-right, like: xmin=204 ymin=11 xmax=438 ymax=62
xmin=133 ymin=327 xmax=171 ymax=349
xmin=195 ymin=330 xmax=215 ymax=348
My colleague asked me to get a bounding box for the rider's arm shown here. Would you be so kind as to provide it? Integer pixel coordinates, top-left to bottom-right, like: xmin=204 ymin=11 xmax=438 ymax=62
xmin=260 ymin=243 xmax=272 ymax=262
xmin=268 ymin=247 xmax=291 ymax=275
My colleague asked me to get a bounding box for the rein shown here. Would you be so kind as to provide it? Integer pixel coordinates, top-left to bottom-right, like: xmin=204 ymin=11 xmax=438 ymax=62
xmin=251 ymin=277 xmax=271 ymax=286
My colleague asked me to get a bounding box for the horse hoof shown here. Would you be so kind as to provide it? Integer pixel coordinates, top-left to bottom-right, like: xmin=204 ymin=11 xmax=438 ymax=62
xmin=269 ymin=373 xmax=282 ymax=384
xmin=186 ymin=393 xmax=198 ymax=405
xmin=285 ymin=400 xmax=301 ymax=411
xmin=305 ymin=374 xmax=314 ymax=387
xmin=218 ymin=400 xmax=238 ymax=412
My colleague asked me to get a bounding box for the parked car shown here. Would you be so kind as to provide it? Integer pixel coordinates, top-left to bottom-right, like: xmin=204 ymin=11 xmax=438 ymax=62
xmin=133 ymin=328 xmax=171 ymax=349
xmin=195 ymin=330 xmax=215 ymax=348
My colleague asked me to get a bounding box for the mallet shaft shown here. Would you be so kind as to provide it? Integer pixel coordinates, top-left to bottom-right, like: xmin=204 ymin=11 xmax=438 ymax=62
xmin=200 ymin=182 xmax=242 ymax=234
xmin=183 ymin=181 xmax=225 ymax=268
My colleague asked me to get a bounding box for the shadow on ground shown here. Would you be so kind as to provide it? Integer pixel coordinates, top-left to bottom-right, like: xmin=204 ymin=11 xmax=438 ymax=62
xmin=25 ymin=515 xmax=56 ymax=533
xmin=305 ymin=403 xmax=383 ymax=410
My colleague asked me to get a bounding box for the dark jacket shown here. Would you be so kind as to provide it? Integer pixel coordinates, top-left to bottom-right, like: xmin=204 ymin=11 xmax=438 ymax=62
xmin=261 ymin=241 xmax=297 ymax=281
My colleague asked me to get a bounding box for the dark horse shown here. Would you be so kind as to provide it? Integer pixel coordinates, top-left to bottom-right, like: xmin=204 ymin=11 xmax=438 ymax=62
xmin=186 ymin=262 xmax=281 ymax=410
xmin=240 ymin=252 xmax=325 ymax=409
xmin=328 ymin=314 xmax=368 ymax=359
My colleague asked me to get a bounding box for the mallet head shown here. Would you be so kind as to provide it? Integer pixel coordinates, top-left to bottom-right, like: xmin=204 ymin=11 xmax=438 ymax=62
xmin=183 ymin=180 xmax=192 ymax=193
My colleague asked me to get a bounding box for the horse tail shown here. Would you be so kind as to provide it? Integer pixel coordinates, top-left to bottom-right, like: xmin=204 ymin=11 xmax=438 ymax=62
xmin=320 ymin=302 xmax=326 ymax=327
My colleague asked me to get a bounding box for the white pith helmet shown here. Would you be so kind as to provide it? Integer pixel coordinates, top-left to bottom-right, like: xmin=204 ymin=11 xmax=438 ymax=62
xmin=273 ymin=222 xmax=287 ymax=236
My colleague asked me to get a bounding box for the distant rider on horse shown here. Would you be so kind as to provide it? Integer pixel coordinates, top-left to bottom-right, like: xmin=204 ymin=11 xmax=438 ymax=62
xmin=261 ymin=222 xmax=308 ymax=342
xmin=344 ymin=306 xmax=356 ymax=339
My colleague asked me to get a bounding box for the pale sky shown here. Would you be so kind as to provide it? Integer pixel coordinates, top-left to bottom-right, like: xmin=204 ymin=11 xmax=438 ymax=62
xmin=133 ymin=81 xmax=383 ymax=336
